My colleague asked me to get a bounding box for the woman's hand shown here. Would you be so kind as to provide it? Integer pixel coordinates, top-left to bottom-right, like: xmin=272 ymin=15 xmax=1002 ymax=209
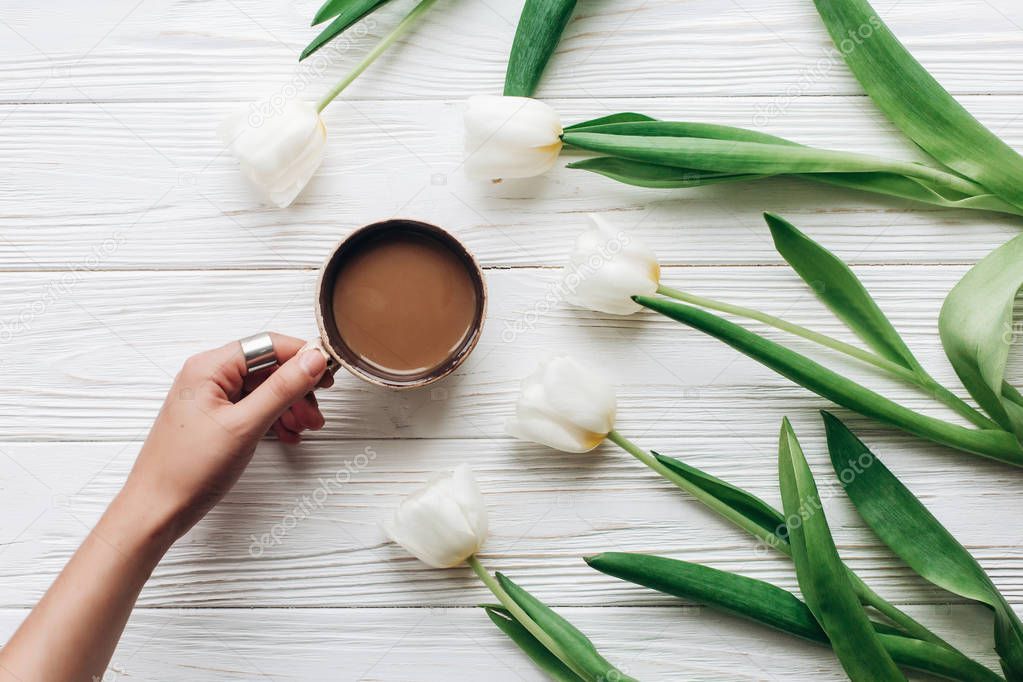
xmin=0 ymin=333 xmax=331 ymax=682
xmin=123 ymin=333 xmax=332 ymax=544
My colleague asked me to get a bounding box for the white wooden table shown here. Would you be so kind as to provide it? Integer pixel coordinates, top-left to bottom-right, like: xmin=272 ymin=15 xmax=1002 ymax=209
xmin=1 ymin=0 xmax=1021 ymax=679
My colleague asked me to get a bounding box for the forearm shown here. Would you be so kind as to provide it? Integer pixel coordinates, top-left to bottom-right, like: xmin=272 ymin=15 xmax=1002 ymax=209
xmin=0 ymin=487 xmax=177 ymax=682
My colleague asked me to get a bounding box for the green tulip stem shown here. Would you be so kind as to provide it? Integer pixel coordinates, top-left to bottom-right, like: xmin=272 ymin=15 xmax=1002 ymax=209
xmin=466 ymin=555 xmax=589 ymax=680
xmin=846 ymin=573 xmax=955 ymax=649
xmin=655 ymin=285 xmax=997 ymax=431
xmin=316 ymin=0 xmax=441 ymax=113
xmin=607 ymin=430 xmax=783 ymax=550
xmin=605 ymin=430 xmax=953 ymax=649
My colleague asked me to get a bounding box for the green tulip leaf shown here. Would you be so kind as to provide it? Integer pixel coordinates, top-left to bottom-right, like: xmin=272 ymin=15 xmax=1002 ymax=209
xmin=564 ymin=119 xmax=797 ymax=145
xmin=496 ymin=573 xmax=637 ymax=682
xmin=310 ymin=0 xmax=389 ymax=27
xmin=940 ymin=234 xmax=1023 ymax=439
xmin=653 ymin=452 xmax=787 ymax=547
xmin=616 ymin=440 xmax=967 ymax=649
xmin=484 ymin=606 xmax=585 ymax=682
xmin=504 ymin=0 xmax=577 ymax=97
xmin=587 ymin=553 xmax=1003 ymax=682
xmin=561 ymin=120 xmax=1023 ymax=216
xmin=777 ymin=418 xmax=905 ymax=681
xmin=587 ymin=552 xmax=826 ymax=642
xmin=561 ymin=130 xmax=987 ymax=191
xmin=813 ymin=0 xmax=1023 ymax=212
xmin=823 ymin=411 xmax=1023 ymax=678
xmin=810 ymin=173 xmax=1023 ymax=215
xmin=764 ymin=212 xmax=923 ymax=375
xmin=634 ymin=295 xmax=1023 ymax=466
xmin=566 ymin=157 xmax=766 ymax=189
xmin=563 ymin=113 xmax=658 ymax=132
xmin=302 ymin=0 xmax=392 ymax=60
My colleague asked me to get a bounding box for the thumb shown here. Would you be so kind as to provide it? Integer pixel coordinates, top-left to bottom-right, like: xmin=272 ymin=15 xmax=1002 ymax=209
xmin=237 ymin=346 xmax=328 ymax=434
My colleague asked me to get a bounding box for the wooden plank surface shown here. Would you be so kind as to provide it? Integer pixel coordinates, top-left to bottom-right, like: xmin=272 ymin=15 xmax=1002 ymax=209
xmin=1 ymin=0 xmax=1022 ymax=102
xmin=1 ymin=96 xmax=1022 ymax=270
xmin=2 ymin=0 xmax=1022 ymax=679
xmin=0 ymin=606 xmax=1004 ymax=681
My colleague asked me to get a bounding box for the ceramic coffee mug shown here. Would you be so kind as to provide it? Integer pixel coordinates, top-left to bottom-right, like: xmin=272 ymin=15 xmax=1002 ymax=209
xmin=315 ymin=219 xmax=487 ymax=390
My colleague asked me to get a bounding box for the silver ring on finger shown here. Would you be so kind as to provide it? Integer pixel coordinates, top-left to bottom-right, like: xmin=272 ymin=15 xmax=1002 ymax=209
xmin=239 ymin=332 xmax=277 ymax=374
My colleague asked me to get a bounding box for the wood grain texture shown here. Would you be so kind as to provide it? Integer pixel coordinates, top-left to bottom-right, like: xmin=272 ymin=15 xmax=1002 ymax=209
xmin=1 ymin=96 xmax=1021 ymax=270
xmin=0 ymin=606 xmax=1004 ymax=681
xmin=3 ymin=0 xmax=1023 ymax=678
xmin=1 ymin=436 xmax=1019 ymax=609
xmin=0 ymin=264 xmax=1016 ymax=441
xmin=0 ymin=0 xmax=1022 ymax=102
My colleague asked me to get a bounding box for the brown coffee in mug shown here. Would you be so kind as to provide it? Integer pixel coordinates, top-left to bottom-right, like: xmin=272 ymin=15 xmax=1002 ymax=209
xmin=316 ymin=219 xmax=487 ymax=389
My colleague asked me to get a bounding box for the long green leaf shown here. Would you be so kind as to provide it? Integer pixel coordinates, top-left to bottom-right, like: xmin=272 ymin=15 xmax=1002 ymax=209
xmin=809 ymin=173 xmax=1023 ymax=216
xmin=496 ymin=573 xmax=636 ymax=682
xmin=777 ymin=418 xmax=905 ymax=681
xmin=653 ymin=452 xmax=787 ymax=546
xmin=813 ymin=0 xmax=1023 ymax=212
xmin=764 ymin=212 xmax=923 ymax=374
xmin=586 ymin=553 xmax=1004 ymax=682
xmin=504 ymin=0 xmax=577 ymax=97
xmin=566 ymin=157 xmax=767 ymax=189
xmin=562 ymin=113 xmax=658 ymax=132
xmin=561 ymin=130 xmax=990 ymax=196
xmin=567 ymin=157 xmax=1023 ymax=214
xmin=940 ymin=234 xmax=1023 ymax=439
xmin=879 ymin=636 xmax=1007 ymax=682
xmin=301 ymin=0 xmax=392 ymax=60
xmin=634 ymin=295 xmax=1023 ymax=466
xmin=561 ymin=120 xmax=1023 ymax=215
xmin=823 ymin=411 xmax=1023 ymax=679
xmin=311 ymin=0 xmax=389 ymax=27
xmin=588 ymin=553 xmax=825 ymax=641
xmin=484 ymin=606 xmax=585 ymax=681
xmin=564 ymin=119 xmax=797 ymax=145
xmin=617 ymin=439 xmax=960 ymax=648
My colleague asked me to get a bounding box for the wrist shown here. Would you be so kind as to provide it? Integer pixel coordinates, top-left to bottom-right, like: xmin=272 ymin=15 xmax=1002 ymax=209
xmin=97 ymin=485 xmax=181 ymax=570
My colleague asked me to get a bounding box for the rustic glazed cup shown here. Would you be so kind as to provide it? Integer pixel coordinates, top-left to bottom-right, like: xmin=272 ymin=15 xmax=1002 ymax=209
xmin=315 ymin=219 xmax=487 ymax=390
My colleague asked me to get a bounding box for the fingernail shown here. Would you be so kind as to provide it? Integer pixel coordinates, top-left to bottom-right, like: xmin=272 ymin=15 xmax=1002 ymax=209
xmin=300 ymin=346 xmax=327 ymax=377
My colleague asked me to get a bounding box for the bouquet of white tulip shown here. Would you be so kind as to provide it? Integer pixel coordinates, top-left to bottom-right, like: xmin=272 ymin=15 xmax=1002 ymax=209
xmin=382 ymin=464 xmax=636 ymax=681
xmin=506 ymin=357 xmax=1019 ymax=680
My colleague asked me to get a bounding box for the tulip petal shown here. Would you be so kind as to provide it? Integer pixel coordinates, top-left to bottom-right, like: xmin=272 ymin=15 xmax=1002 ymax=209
xmin=464 ymin=96 xmax=563 ymax=180
xmin=506 ymin=355 xmax=617 ymax=453
xmin=383 ymin=465 xmax=488 ymax=568
xmin=561 ymin=215 xmax=660 ymax=315
xmin=219 ymin=99 xmax=327 ymax=208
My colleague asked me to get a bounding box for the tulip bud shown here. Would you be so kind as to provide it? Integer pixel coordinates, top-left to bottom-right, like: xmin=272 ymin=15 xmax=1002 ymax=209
xmin=382 ymin=464 xmax=488 ymax=568
xmin=219 ymin=99 xmax=327 ymax=208
xmin=463 ymin=95 xmax=563 ymax=181
xmin=507 ymin=355 xmax=617 ymax=453
xmin=563 ymin=215 xmax=661 ymax=315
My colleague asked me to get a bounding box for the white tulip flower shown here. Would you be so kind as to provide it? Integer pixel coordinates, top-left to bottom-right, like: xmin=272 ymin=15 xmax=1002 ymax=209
xmin=507 ymin=355 xmax=617 ymax=453
xmin=219 ymin=99 xmax=327 ymax=208
xmin=382 ymin=464 xmax=488 ymax=568
xmin=563 ymin=215 xmax=661 ymax=315
xmin=464 ymin=95 xmax=563 ymax=180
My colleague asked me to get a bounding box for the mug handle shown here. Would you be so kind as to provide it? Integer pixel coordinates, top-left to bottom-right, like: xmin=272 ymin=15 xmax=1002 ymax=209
xmin=299 ymin=339 xmax=341 ymax=375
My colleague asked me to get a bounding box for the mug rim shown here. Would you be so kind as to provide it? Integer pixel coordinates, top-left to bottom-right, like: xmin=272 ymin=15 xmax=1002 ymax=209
xmin=315 ymin=218 xmax=487 ymax=390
